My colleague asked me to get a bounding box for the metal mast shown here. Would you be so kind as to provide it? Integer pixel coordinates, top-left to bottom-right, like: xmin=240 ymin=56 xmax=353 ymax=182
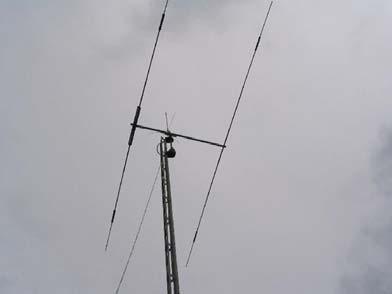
xmin=159 ymin=136 xmax=180 ymax=294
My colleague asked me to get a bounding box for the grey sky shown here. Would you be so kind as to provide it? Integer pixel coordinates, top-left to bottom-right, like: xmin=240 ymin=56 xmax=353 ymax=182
xmin=1 ymin=0 xmax=392 ymax=293
xmin=340 ymin=129 xmax=392 ymax=293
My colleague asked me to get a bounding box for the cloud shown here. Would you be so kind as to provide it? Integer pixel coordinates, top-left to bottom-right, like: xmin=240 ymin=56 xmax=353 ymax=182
xmin=373 ymin=129 xmax=392 ymax=197
xmin=0 ymin=276 xmax=12 ymax=292
xmin=137 ymin=0 xmax=254 ymax=30
xmin=340 ymin=128 xmax=392 ymax=294
xmin=91 ymin=0 xmax=257 ymax=60
xmin=2 ymin=1 xmax=392 ymax=293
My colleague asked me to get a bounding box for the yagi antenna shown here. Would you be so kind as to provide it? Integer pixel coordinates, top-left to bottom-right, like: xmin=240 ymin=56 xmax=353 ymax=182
xmin=105 ymin=1 xmax=274 ymax=293
xmin=105 ymin=0 xmax=170 ymax=251
xmin=186 ymin=1 xmax=274 ymax=266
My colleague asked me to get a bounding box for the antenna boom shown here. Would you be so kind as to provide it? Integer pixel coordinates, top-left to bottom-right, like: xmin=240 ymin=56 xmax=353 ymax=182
xmin=131 ymin=123 xmax=226 ymax=148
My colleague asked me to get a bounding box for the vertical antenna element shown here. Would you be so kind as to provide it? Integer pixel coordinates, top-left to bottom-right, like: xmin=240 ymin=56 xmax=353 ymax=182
xmin=186 ymin=1 xmax=274 ymax=266
xmin=105 ymin=0 xmax=171 ymax=251
xmin=165 ymin=112 xmax=169 ymax=131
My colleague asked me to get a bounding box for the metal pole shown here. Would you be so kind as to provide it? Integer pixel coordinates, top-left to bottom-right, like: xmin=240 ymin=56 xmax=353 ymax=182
xmin=159 ymin=137 xmax=180 ymax=294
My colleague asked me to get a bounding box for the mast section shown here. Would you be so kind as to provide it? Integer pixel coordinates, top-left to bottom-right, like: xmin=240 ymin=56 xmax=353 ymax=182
xmin=159 ymin=137 xmax=180 ymax=294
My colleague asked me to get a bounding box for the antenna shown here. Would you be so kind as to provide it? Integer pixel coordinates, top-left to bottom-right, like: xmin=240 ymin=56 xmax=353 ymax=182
xmin=107 ymin=1 xmax=274 ymax=293
xmin=165 ymin=112 xmax=169 ymax=132
xmin=105 ymin=0 xmax=170 ymax=251
xmin=186 ymin=1 xmax=274 ymax=266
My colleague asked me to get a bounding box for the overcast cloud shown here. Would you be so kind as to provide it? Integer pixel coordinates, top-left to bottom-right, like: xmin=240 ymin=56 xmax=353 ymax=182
xmin=340 ymin=129 xmax=392 ymax=294
xmin=1 ymin=0 xmax=392 ymax=293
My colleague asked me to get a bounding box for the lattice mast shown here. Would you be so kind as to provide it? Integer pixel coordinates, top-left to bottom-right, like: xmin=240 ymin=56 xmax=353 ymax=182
xmin=159 ymin=136 xmax=180 ymax=294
